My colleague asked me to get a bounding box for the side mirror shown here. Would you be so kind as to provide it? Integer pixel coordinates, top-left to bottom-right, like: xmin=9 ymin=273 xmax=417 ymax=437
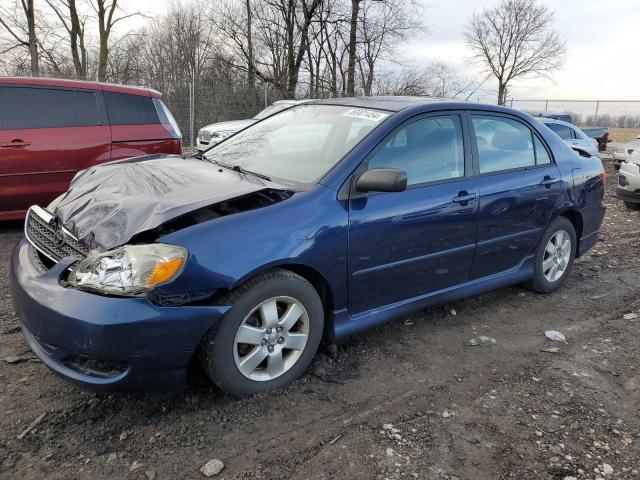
xmin=355 ymin=168 xmax=407 ymax=193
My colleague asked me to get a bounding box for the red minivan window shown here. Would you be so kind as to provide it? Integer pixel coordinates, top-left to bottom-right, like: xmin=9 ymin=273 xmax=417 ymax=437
xmin=0 ymin=79 xmax=182 ymax=220
xmin=104 ymin=91 xmax=182 ymax=161
xmin=0 ymin=86 xmax=111 ymax=217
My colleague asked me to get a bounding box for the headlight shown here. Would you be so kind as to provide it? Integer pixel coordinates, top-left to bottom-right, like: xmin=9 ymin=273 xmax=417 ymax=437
xmin=68 ymin=244 xmax=187 ymax=296
xmin=212 ymin=130 xmax=234 ymax=140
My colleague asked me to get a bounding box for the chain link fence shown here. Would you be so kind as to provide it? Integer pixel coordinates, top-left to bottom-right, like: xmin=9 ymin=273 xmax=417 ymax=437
xmin=160 ymin=78 xmax=640 ymax=147
xmin=162 ymin=82 xmax=302 ymax=148
xmin=508 ymin=99 xmax=640 ymax=128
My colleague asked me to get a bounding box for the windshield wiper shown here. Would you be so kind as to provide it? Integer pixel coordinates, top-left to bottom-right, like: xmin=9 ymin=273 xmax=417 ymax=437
xmin=231 ymin=165 xmax=271 ymax=181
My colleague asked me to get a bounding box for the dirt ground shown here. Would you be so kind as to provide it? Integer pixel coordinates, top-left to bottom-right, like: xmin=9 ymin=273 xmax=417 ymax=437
xmin=1 ymin=153 xmax=639 ymax=480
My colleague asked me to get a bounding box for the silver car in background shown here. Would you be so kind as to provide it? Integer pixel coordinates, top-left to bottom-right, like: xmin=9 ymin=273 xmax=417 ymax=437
xmin=196 ymin=99 xmax=311 ymax=152
xmin=613 ymin=134 xmax=640 ymax=170
xmin=538 ymin=117 xmax=600 ymax=158
xmin=617 ymin=154 xmax=640 ymax=210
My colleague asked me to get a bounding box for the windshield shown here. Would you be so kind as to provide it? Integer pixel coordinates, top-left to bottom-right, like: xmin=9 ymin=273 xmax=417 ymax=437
xmin=204 ymin=104 xmax=389 ymax=185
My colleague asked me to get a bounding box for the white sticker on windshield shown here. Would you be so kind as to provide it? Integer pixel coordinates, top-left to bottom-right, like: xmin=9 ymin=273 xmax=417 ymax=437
xmin=342 ymin=108 xmax=389 ymax=122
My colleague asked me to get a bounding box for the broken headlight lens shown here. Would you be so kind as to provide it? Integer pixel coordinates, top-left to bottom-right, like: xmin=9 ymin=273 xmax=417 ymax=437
xmin=68 ymin=244 xmax=187 ymax=296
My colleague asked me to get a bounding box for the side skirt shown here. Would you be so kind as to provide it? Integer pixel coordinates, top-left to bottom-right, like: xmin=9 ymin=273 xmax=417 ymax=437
xmin=331 ymin=256 xmax=535 ymax=341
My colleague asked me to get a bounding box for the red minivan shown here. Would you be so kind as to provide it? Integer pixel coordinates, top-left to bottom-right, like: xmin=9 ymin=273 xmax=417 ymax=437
xmin=0 ymin=77 xmax=182 ymax=220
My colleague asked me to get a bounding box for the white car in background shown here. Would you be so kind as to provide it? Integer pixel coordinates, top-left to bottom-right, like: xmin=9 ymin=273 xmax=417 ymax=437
xmin=538 ymin=117 xmax=600 ymax=158
xmin=613 ymin=135 xmax=640 ymax=170
xmin=617 ymin=156 xmax=640 ymax=210
xmin=197 ymin=99 xmax=311 ymax=152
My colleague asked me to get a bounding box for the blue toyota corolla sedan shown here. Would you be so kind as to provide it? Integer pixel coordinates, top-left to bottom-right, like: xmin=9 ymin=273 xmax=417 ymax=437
xmin=10 ymin=97 xmax=605 ymax=397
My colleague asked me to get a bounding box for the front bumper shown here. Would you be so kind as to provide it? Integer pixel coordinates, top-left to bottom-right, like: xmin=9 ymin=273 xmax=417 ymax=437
xmin=617 ymin=163 xmax=640 ymax=203
xmin=613 ymin=152 xmax=628 ymax=167
xmin=9 ymin=239 xmax=228 ymax=391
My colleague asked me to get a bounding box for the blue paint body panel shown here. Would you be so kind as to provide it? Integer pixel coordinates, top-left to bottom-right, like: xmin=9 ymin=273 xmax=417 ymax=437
xmin=10 ymin=98 xmax=606 ymax=389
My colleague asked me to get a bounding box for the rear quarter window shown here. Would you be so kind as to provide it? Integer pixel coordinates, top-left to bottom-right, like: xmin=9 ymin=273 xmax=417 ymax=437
xmin=104 ymin=92 xmax=160 ymax=125
xmin=0 ymin=86 xmax=100 ymax=129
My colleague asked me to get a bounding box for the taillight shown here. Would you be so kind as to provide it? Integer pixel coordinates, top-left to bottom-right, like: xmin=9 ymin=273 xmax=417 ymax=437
xmin=594 ymin=139 xmax=599 ymax=151
xmin=599 ymin=169 xmax=606 ymax=185
xmin=153 ymin=98 xmax=182 ymax=140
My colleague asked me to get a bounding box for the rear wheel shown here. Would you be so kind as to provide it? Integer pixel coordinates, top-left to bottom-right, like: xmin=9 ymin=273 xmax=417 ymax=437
xmin=201 ymin=269 xmax=323 ymax=397
xmin=526 ymin=217 xmax=576 ymax=294
xmin=624 ymin=201 xmax=640 ymax=211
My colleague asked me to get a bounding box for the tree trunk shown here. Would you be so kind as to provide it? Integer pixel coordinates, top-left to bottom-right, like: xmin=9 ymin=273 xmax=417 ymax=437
xmin=497 ymin=81 xmax=506 ymax=106
xmin=364 ymin=67 xmax=373 ymax=96
xmin=97 ymin=0 xmax=111 ymax=82
xmin=25 ymin=0 xmax=39 ymax=76
xmin=246 ymin=0 xmax=254 ymax=88
xmin=330 ymin=56 xmax=337 ymax=94
xmin=346 ymin=0 xmax=360 ymax=96
xmin=68 ymin=0 xmax=86 ymax=78
xmin=306 ymin=41 xmax=314 ymax=97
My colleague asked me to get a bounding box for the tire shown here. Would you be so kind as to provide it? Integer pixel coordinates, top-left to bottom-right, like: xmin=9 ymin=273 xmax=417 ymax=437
xmin=526 ymin=217 xmax=577 ymax=294
xmin=624 ymin=201 xmax=640 ymax=211
xmin=201 ymin=269 xmax=323 ymax=397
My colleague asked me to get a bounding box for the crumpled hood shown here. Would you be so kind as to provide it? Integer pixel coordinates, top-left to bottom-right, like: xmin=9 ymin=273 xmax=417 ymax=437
xmin=52 ymin=154 xmax=271 ymax=251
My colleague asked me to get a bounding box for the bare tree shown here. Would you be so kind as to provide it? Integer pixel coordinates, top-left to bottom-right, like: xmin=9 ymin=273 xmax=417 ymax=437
xmin=245 ymin=0 xmax=254 ymax=87
xmin=344 ymin=0 xmax=360 ymax=96
xmin=91 ymin=0 xmax=141 ymax=81
xmin=373 ymin=68 xmax=429 ymax=96
xmin=46 ymin=0 xmax=89 ymax=78
xmin=0 ymin=0 xmax=40 ymax=75
xmin=465 ymin=0 xmax=566 ymax=105
xmin=422 ymin=62 xmax=486 ymax=100
xmin=356 ymin=0 xmax=423 ymax=96
xmin=212 ymin=0 xmax=323 ymax=97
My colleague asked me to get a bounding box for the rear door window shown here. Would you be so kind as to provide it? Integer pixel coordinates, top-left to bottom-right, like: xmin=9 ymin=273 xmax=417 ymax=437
xmin=471 ymin=115 xmax=536 ymax=174
xmin=0 ymin=86 xmax=100 ymax=129
xmin=104 ymin=92 xmax=160 ymax=125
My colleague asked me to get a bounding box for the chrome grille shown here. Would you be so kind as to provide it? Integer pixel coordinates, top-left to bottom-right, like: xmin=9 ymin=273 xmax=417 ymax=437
xmin=25 ymin=206 xmax=88 ymax=263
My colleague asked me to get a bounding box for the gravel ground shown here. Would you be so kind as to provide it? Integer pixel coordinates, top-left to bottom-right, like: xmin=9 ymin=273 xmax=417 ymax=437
xmin=1 ymin=153 xmax=639 ymax=480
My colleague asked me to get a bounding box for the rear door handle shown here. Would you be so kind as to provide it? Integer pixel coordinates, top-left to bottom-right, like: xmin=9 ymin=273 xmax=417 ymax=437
xmin=0 ymin=140 xmax=31 ymax=148
xmin=452 ymin=192 xmax=478 ymax=203
xmin=540 ymin=176 xmax=560 ymax=187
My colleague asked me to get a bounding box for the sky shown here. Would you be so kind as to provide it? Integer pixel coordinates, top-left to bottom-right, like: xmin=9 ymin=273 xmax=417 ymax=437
xmin=404 ymin=0 xmax=640 ymax=101
xmin=126 ymin=0 xmax=639 ymax=104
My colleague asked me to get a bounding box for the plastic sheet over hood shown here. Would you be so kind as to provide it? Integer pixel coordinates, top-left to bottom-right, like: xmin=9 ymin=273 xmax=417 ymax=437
xmin=52 ymin=154 xmax=271 ymax=251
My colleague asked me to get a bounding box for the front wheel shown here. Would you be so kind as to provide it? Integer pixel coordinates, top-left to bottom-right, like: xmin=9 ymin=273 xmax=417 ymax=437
xmin=624 ymin=201 xmax=640 ymax=211
xmin=201 ymin=269 xmax=324 ymax=397
xmin=526 ymin=217 xmax=577 ymax=294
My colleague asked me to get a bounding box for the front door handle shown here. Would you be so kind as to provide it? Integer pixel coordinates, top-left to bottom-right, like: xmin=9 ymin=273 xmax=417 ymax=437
xmin=0 ymin=139 xmax=31 ymax=148
xmin=540 ymin=176 xmax=559 ymax=187
xmin=452 ymin=191 xmax=478 ymax=204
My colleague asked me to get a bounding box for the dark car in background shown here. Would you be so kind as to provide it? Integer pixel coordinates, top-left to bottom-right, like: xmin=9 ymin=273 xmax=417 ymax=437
xmin=0 ymin=77 xmax=182 ymax=220
xmin=10 ymin=97 xmax=605 ymax=397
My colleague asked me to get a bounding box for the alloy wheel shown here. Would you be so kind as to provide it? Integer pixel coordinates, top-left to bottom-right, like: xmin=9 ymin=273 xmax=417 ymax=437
xmin=543 ymin=229 xmax=572 ymax=282
xmin=233 ymin=296 xmax=309 ymax=381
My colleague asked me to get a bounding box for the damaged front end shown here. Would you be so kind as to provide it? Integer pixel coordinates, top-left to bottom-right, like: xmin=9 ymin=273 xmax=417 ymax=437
xmin=24 ymin=155 xmax=295 ymax=304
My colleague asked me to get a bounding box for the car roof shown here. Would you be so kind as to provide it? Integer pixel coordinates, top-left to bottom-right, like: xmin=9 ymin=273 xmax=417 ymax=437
xmin=0 ymin=76 xmax=162 ymax=98
xmin=537 ymin=117 xmax=576 ymax=128
xmin=312 ymin=95 xmax=465 ymax=112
